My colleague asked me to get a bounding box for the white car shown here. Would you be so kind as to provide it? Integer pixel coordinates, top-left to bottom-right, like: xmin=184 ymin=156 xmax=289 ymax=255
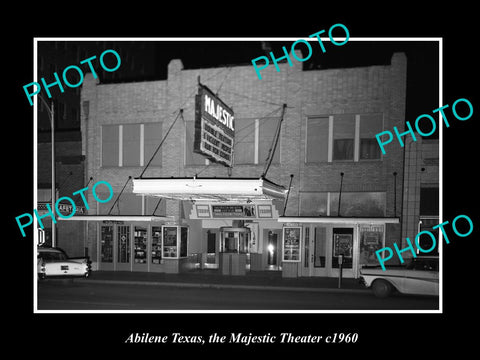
xmin=359 ymin=256 xmax=439 ymax=298
xmin=37 ymin=247 xmax=91 ymax=279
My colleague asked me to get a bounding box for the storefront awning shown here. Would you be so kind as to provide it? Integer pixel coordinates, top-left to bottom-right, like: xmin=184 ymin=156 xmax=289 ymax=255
xmin=278 ymin=217 xmax=399 ymax=225
xmin=57 ymin=215 xmax=172 ymax=222
xmin=132 ymin=177 xmax=288 ymax=202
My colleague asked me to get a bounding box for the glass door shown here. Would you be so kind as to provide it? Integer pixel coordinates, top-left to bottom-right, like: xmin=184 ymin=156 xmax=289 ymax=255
xmin=116 ymin=225 xmax=131 ymax=271
xmin=100 ymin=225 xmax=114 ymax=270
xmin=302 ymin=225 xmax=328 ymax=277
xmin=267 ymin=232 xmax=278 ymax=268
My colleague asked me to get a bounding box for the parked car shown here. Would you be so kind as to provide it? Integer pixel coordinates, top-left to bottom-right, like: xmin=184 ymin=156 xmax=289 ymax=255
xmin=37 ymin=247 xmax=91 ymax=279
xmin=359 ymin=256 xmax=439 ymax=298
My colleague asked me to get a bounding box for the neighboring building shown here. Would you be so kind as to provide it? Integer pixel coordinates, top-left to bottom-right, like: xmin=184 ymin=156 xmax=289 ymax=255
xmin=401 ymin=137 xmax=439 ymax=255
xmin=36 ymin=41 xmax=159 ymax=256
xmin=37 ymin=130 xmax=86 ymax=256
xmin=74 ymin=50 xmax=410 ymax=278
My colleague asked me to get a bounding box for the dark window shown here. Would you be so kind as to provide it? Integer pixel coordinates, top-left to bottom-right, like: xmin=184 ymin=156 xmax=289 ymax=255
xmin=258 ymin=117 xmax=280 ymax=164
xmin=333 ymin=114 xmax=354 ymax=161
xmin=144 ymin=122 xmax=163 ymax=166
xmin=123 ymin=124 xmax=140 ymax=166
xmin=420 ymin=187 xmax=439 ymax=215
xmin=234 ymin=118 xmax=255 ymax=164
xmin=360 ymin=114 xmax=383 ymax=160
xmin=300 ymin=192 xmax=328 ymax=216
xmin=330 ymin=192 xmax=386 ymax=217
xmin=207 ymin=232 xmax=216 ymax=253
xmin=102 ymin=125 xmax=119 ymax=166
xmin=185 ymin=121 xmax=206 ymax=166
xmin=306 ymin=117 xmax=329 ymax=163
xmin=333 ymin=139 xmax=354 ymax=160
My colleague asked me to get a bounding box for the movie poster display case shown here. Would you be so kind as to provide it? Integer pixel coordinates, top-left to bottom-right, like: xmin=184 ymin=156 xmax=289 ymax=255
xmin=162 ymin=225 xmax=188 ymax=259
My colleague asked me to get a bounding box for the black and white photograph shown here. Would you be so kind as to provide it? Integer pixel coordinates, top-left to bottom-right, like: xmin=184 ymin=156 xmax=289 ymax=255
xmin=31 ymin=36 xmax=441 ymax=312
xmin=8 ymin=5 xmax=479 ymax=356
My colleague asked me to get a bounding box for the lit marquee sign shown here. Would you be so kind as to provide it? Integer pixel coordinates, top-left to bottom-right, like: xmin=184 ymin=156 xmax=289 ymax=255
xmin=194 ymin=84 xmax=234 ymax=167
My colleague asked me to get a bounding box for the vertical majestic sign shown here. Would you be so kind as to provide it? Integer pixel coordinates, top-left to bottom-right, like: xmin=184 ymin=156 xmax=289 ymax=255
xmin=194 ymin=84 xmax=234 ymax=167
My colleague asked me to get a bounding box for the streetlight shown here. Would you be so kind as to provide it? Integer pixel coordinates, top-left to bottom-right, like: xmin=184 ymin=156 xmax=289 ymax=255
xmin=38 ymin=95 xmax=56 ymax=247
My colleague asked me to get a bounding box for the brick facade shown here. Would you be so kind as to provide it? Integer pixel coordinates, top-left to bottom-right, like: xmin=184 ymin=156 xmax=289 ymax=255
xmin=81 ymin=50 xmax=408 ymax=274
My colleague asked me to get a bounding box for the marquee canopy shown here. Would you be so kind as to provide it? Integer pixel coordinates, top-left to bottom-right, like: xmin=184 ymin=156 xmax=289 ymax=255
xmin=132 ymin=177 xmax=288 ymax=202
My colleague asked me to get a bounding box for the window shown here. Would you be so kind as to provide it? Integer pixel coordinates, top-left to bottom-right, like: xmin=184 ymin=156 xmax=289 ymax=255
xmin=258 ymin=117 xmax=280 ymax=164
xmin=101 ymin=122 xmax=162 ymax=167
xmin=420 ymin=187 xmax=439 ymax=216
xmin=333 ymin=114 xmax=355 ymax=161
xmin=314 ymin=227 xmax=326 ymax=268
xmin=233 ymin=117 xmax=281 ymax=165
xmin=306 ymin=117 xmax=329 ymax=163
xmin=306 ymin=113 xmax=384 ymax=163
xmin=234 ymin=118 xmax=255 ymax=164
xmin=185 ymin=121 xmax=206 ymax=166
xmin=144 ymin=123 xmax=163 ymax=166
xmin=330 ymin=192 xmax=386 ymax=217
xmin=123 ymin=124 xmax=140 ymax=166
xmin=300 ymin=191 xmax=386 ymax=217
xmin=360 ymin=114 xmax=383 ymax=160
xmin=102 ymin=125 xmax=119 ymax=166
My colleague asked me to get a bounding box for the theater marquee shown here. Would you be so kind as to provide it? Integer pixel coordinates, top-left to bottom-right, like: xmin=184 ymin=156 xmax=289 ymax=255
xmin=194 ymin=84 xmax=234 ymax=167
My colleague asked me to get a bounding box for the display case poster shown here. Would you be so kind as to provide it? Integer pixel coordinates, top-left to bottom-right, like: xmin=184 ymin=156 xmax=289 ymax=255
xmin=282 ymin=227 xmax=301 ymax=262
xmin=163 ymin=227 xmax=177 ymax=258
xmin=359 ymin=230 xmax=382 ymax=265
xmin=333 ymin=233 xmax=353 ymax=257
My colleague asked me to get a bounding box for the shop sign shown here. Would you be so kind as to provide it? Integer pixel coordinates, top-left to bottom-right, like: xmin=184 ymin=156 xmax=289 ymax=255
xmin=282 ymin=226 xmax=301 ymax=262
xmin=191 ymin=203 xmax=277 ymax=220
xmin=212 ymin=205 xmax=256 ymax=218
xmin=37 ymin=201 xmax=86 ymax=215
xmin=194 ymin=84 xmax=234 ymax=167
xmin=257 ymin=204 xmax=273 ymax=218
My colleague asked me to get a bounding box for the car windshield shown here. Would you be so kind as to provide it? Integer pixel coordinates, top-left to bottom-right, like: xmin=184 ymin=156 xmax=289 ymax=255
xmin=39 ymin=252 xmax=67 ymax=262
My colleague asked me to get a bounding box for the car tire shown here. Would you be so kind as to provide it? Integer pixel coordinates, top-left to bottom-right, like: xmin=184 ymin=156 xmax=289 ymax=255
xmin=372 ymin=279 xmax=393 ymax=298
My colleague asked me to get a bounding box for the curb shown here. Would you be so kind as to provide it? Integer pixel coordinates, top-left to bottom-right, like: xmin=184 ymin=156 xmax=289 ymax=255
xmin=50 ymin=277 xmax=370 ymax=294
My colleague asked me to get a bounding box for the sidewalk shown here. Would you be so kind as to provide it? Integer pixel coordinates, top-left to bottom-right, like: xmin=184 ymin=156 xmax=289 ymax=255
xmin=70 ymin=269 xmax=369 ymax=294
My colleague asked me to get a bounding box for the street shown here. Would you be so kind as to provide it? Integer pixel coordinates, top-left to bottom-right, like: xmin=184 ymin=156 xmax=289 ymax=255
xmin=37 ymin=281 xmax=439 ymax=311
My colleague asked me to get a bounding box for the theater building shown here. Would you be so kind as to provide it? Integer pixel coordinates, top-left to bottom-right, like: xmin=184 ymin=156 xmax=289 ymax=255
xmin=73 ymin=50 xmax=408 ymax=278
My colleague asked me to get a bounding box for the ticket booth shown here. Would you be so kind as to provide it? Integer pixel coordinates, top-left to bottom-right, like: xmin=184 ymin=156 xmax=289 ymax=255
xmin=219 ymin=226 xmax=250 ymax=275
